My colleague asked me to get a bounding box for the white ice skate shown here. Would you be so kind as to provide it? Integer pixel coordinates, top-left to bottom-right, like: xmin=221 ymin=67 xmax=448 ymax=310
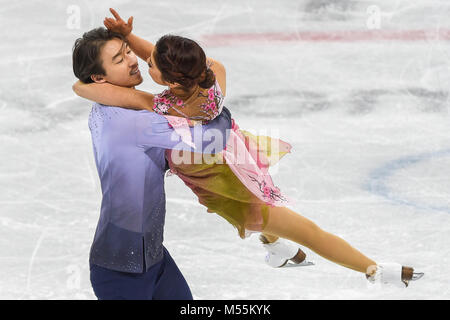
xmin=366 ymin=262 xmax=424 ymax=288
xmin=260 ymin=235 xmax=314 ymax=268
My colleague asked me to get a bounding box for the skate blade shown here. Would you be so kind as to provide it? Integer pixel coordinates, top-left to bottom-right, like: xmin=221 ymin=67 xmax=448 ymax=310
xmin=282 ymin=261 xmax=315 ymax=268
xmin=411 ymin=272 xmax=424 ymax=281
xmin=402 ymin=272 xmax=424 ymax=287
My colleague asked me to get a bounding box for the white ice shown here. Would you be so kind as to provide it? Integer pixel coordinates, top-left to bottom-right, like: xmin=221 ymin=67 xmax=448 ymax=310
xmin=0 ymin=0 xmax=449 ymax=299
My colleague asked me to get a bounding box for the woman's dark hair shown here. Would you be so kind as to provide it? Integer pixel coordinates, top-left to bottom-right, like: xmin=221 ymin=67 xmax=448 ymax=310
xmin=154 ymin=35 xmax=215 ymax=91
xmin=72 ymin=27 xmax=125 ymax=83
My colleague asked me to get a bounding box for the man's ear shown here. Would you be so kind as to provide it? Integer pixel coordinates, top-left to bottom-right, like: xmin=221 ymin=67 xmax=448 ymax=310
xmin=91 ymin=75 xmax=107 ymax=83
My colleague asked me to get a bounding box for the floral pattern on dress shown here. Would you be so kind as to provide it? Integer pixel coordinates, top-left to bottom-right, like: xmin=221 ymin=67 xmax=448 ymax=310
xmin=152 ymin=80 xmax=224 ymax=124
xmin=153 ymin=91 xmax=185 ymax=114
xmin=247 ymin=175 xmax=287 ymax=207
xmin=196 ymin=86 xmax=224 ymax=121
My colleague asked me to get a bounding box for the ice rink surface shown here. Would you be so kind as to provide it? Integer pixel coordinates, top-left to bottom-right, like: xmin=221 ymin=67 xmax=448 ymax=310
xmin=1 ymin=0 xmax=449 ymax=299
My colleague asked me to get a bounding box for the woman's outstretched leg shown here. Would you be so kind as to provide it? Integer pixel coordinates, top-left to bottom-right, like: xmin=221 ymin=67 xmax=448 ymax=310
xmin=262 ymin=206 xmax=376 ymax=274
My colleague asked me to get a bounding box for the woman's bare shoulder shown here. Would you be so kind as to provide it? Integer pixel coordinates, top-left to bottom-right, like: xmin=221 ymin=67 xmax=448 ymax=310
xmin=206 ymin=58 xmax=226 ymax=96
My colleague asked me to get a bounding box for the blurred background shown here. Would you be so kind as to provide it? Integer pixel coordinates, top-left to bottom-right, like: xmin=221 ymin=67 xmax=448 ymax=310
xmin=0 ymin=0 xmax=449 ymax=299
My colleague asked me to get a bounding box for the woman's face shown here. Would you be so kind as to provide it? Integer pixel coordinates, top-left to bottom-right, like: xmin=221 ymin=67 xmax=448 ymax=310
xmin=147 ymin=49 xmax=167 ymax=86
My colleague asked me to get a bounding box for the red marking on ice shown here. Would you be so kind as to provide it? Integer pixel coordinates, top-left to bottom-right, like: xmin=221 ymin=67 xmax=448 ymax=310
xmin=200 ymin=29 xmax=450 ymax=46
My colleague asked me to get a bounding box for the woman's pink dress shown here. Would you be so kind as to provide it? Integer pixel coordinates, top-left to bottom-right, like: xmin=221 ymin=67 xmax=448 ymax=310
xmin=154 ymin=80 xmax=292 ymax=238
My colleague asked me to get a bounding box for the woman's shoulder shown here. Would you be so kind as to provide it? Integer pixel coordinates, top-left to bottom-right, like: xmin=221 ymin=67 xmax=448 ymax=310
xmin=207 ymin=58 xmax=226 ymax=96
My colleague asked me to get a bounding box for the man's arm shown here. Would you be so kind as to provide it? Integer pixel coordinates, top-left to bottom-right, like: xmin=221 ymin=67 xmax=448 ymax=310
xmin=135 ymin=107 xmax=232 ymax=153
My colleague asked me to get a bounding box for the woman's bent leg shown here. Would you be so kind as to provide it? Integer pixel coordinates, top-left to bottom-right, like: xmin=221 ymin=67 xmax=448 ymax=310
xmin=262 ymin=206 xmax=376 ymax=274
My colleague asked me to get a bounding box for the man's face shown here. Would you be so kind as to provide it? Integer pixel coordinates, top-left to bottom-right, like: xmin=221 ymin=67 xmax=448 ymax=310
xmin=94 ymin=38 xmax=143 ymax=87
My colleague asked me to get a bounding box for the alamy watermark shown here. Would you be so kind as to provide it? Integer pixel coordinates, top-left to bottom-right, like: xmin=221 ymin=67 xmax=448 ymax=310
xmin=66 ymin=264 xmax=82 ymax=290
xmin=66 ymin=3 xmax=94 ymax=30
xmin=366 ymin=5 xmax=381 ymax=30
xmin=66 ymin=5 xmax=81 ymax=30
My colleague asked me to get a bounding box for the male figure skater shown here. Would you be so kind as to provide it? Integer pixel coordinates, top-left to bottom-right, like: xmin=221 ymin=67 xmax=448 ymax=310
xmin=72 ymin=27 xmax=231 ymax=299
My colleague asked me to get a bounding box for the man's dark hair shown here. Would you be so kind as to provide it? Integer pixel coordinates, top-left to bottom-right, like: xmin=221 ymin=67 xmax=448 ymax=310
xmin=72 ymin=27 xmax=125 ymax=83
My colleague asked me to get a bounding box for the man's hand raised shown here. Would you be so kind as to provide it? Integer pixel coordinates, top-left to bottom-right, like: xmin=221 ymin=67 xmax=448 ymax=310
xmin=103 ymin=8 xmax=133 ymax=37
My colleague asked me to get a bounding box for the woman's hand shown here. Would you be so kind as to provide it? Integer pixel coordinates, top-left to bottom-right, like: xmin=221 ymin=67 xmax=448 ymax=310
xmin=104 ymin=8 xmax=155 ymax=62
xmin=104 ymin=8 xmax=133 ymax=37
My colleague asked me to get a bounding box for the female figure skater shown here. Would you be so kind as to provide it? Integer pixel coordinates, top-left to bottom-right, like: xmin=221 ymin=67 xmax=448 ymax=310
xmin=73 ymin=8 xmax=423 ymax=287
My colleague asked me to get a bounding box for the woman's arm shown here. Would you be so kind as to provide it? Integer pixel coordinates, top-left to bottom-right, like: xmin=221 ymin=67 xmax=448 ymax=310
xmin=72 ymin=81 xmax=154 ymax=111
xmin=104 ymin=8 xmax=154 ymax=61
xmin=125 ymin=33 xmax=154 ymax=62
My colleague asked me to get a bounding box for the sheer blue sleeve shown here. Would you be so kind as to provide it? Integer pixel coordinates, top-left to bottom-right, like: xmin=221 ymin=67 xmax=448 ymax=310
xmin=135 ymin=107 xmax=232 ymax=153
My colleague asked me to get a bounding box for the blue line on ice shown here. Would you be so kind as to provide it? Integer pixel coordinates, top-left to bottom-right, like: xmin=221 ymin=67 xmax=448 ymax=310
xmin=364 ymin=148 xmax=450 ymax=214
